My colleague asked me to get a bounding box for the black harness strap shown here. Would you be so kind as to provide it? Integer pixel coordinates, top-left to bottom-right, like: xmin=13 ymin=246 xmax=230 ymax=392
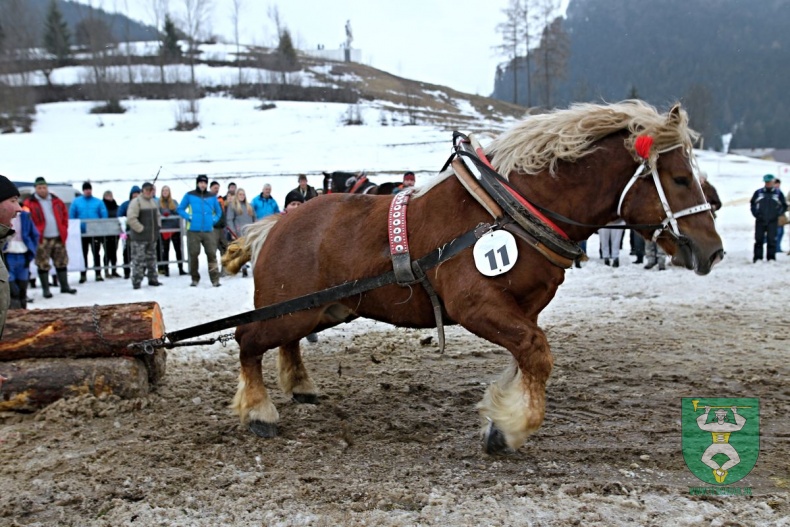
xmin=158 ymin=223 xmax=493 ymax=345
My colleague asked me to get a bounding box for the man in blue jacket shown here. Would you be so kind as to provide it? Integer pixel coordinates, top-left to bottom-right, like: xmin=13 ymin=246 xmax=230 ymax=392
xmin=750 ymin=173 xmax=788 ymax=262
xmin=69 ymin=181 xmax=108 ymax=282
xmin=177 ymin=174 xmax=223 ymax=287
xmin=251 ymin=183 xmax=280 ymax=219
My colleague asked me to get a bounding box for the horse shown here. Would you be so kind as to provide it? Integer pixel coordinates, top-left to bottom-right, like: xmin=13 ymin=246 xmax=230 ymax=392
xmin=322 ymin=171 xmax=399 ymax=195
xmin=223 ymin=100 xmax=724 ymax=454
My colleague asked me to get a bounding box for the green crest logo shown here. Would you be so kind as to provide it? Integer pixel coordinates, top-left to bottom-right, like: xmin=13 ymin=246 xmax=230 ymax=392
xmin=682 ymin=398 xmax=759 ymax=485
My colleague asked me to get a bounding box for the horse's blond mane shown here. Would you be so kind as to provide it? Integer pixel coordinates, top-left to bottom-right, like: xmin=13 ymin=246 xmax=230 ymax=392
xmin=488 ymin=100 xmax=699 ymax=176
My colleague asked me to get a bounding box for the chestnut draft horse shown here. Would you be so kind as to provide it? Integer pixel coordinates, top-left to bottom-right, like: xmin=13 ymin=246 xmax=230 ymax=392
xmin=223 ymin=101 xmax=724 ymax=454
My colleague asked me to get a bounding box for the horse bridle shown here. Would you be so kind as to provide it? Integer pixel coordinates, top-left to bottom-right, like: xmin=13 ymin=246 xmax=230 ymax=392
xmin=616 ymin=144 xmax=713 ymax=241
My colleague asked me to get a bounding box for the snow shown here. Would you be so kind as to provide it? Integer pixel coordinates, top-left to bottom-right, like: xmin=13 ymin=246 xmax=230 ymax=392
xmin=1 ymin=95 xmax=788 ymax=363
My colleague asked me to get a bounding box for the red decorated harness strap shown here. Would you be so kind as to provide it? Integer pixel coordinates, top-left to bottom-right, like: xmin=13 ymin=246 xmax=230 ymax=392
xmin=389 ymin=188 xmax=413 ymax=256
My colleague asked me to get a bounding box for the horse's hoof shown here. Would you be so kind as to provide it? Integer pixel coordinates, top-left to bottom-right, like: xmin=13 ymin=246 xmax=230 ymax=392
xmin=292 ymin=393 xmax=319 ymax=404
xmin=483 ymin=419 xmax=513 ymax=455
xmin=248 ymin=420 xmax=278 ymax=438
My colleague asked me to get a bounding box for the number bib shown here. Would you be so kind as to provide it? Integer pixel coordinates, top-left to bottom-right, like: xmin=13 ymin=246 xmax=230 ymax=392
xmin=473 ymin=230 xmax=518 ymax=276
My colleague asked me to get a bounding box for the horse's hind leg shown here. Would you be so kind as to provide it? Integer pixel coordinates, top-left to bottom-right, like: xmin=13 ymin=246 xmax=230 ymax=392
xmin=277 ymin=340 xmax=318 ymax=404
xmin=233 ymin=326 xmax=279 ymax=437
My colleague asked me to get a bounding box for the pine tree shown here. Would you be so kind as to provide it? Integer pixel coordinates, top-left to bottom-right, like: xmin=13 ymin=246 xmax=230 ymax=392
xmin=277 ymin=28 xmax=298 ymax=68
xmin=161 ymin=14 xmax=181 ymax=62
xmin=43 ymin=0 xmax=71 ymax=66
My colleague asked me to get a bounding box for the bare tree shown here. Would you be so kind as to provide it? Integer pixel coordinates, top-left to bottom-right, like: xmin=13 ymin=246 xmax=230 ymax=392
xmin=142 ymin=0 xmax=171 ymax=83
xmin=496 ymin=0 xmax=522 ymax=105
xmin=230 ymin=0 xmax=244 ymax=86
xmin=180 ymin=0 xmax=212 ymax=86
xmin=0 ymin=0 xmax=40 ymax=131
xmin=76 ymin=2 xmax=125 ymax=113
xmin=684 ymin=83 xmax=716 ymax=149
xmin=521 ymin=0 xmax=535 ymax=107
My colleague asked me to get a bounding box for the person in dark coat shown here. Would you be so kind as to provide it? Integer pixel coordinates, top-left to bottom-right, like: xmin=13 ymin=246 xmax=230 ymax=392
xmin=0 ymin=176 xmax=22 ymax=336
xmin=290 ymin=174 xmax=318 ymax=201
xmin=102 ymin=190 xmax=122 ymax=278
xmin=750 ymin=173 xmax=787 ymax=262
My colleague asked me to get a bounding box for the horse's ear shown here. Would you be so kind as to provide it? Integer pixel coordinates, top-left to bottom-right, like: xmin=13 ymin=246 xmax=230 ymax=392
xmin=668 ymin=103 xmax=683 ymax=123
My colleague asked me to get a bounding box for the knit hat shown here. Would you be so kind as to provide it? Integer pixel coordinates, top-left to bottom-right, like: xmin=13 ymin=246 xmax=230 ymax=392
xmin=764 ymin=174 xmax=775 ymax=183
xmin=0 ymin=175 xmax=20 ymax=203
xmin=82 ymin=181 xmax=92 ymax=190
xmin=284 ymin=190 xmax=304 ymax=208
xmin=196 ymin=174 xmax=209 ymax=184
xmin=34 ymin=177 xmax=47 ymax=186
xmin=403 ymin=171 xmax=416 ymax=182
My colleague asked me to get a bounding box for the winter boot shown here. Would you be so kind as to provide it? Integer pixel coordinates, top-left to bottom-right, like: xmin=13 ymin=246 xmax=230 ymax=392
xmin=79 ymin=271 xmax=87 ymax=284
xmin=96 ymin=271 xmax=104 ymax=282
xmin=39 ymin=270 xmax=53 ymax=299
xmin=612 ymin=258 xmax=620 ymax=268
xmin=9 ymin=280 xmax=22 ymax=309
xmin=634 ymin=255 xmax=644 ymax=264
xmin=644 ymin=259 xmax=657 ymax=270
xmin=604 ymin=258 xmax=610 ymax=266
xmin=16 ymin=280 xmax=29 ymax=309
xmin=57 ymin=268 xmax=77 ymax=294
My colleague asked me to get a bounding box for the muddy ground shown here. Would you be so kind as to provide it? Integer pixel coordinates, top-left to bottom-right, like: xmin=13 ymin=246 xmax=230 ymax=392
xmin=1 ymin=273 xmax=789 ymax=526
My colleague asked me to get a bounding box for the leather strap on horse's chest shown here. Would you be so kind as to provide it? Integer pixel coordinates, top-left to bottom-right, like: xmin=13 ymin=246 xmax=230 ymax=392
xmin=389 ymin=188 xmax=417 ymax=283
xmin=388 ymin=188 xmax=447 ymax=353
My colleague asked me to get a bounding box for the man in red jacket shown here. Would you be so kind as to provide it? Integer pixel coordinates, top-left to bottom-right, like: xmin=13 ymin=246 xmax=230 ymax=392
xmin=23 ymin=177 xmax=77 ymax=298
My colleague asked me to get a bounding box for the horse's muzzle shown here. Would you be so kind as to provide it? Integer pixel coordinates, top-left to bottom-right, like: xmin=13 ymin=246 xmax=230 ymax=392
xmin=671 ymin=235 xmax=724 ymax=275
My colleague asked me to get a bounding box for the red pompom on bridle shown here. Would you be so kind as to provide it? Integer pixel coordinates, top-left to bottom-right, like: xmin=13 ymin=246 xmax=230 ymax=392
xmin=634 ymin=135 xmax=654 ymax=160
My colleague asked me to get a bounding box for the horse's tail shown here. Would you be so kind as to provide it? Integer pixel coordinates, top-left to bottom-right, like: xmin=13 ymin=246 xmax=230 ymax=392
xmin=221 ymin=215 xmax=281 ymax=275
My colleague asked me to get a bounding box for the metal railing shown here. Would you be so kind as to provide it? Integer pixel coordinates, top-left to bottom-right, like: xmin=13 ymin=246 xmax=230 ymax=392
xmin=79 ymin=217 xmax=188 ymax=271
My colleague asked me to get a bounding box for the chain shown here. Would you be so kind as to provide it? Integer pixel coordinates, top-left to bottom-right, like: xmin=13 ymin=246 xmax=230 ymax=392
xmin=91 ymin=304 xmax=114 ymax=350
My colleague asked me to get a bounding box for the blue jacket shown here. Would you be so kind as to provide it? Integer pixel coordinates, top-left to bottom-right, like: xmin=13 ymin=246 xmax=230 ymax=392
xmin=118 ymin=186 xmax=142 ymax=218
xmin=69 ymin=195 xmax=108 ymax=233
xmin=251 ymin=194 xmax=280 ymax=218
xmin=3 ymin=211 xmax=39 ymax=260
xmin=177 ymin=189 xmax=222 ymax=232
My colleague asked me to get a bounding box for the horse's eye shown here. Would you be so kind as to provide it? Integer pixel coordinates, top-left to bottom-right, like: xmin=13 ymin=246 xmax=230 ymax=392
xmin=673 ymin=176 xmax=691 ymax=187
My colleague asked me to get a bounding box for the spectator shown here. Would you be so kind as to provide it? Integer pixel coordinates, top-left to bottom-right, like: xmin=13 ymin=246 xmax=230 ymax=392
xmin=392 ymin=171 xmax=416 ymax=194
xmin=177 ymin=174 xmax=223 ymax=287
xmin=599 ymin=220 xmax=625 ymax=267
xmin=158 ymin=185 xmax=187 ymax=277
xmin=226 ymin=188 xmax=257 ymax=277
xmin=644 ymin=240 xmax=667 ymax=271
xmin=0 ymin=176 xmax=22 ymax=335
xmin=223 ymin=182 xmax=237 ymax=205
xmin=750 ymin=174 xmax=787 ymax=262
xmin=251 ymin=183 xmax=280 ymax=219
xmin=23 ymin=177 xmax=77 ymax=298
xmin=127 ymin=182 xmax=162 ymax=289
xmin=4 ymin=195 xmax=38 ymax=309
xmin=209 ymin=181 xmax=228 ymax=263
xmin=102 ymin=190 xmax=122 ymax=278
xmin=291 ymin=174 xmax=318 ymax=201
xmin=69 ymin=181 xmax=108 ymax=283
xmin=282 ymin=192 xmax=303 ymax=213
xmin=118 ymin=185 xmax=141 ymax=279
xmin=630 ymin=229 xmax=645 ymax=264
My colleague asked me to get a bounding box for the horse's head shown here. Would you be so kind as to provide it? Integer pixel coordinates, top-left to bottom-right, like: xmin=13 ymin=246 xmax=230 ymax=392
xmin=620 ymin=106 xmax=724 ymax=275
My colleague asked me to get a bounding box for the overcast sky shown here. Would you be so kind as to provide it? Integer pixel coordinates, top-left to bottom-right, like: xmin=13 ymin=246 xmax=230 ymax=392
xmin=78 ymin=0 xmax=567 ymax=96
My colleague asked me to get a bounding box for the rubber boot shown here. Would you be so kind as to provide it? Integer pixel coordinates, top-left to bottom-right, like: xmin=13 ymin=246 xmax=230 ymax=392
xmin=57 ymin=268 xmax=77 ymax=294
xmin=39 ymin=270 xmax=53 ymax=298
xmin=79 ymin=271 xmax=87 ymax=284
xmin=16 ymin=280 xmax=28 ymax=309
xmin=9 ymin=280 xmax=22 ymax=309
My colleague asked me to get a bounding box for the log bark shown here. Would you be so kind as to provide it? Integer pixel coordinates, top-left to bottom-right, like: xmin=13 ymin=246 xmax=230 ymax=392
xmin=0 ymin=356 xmax=150 ymax=412
xmin=0 ymin=302 xmax=165 ymax=361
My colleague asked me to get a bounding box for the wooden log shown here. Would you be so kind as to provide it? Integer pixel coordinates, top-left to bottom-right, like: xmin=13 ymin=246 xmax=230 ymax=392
xmin=0 ymin=302 xmax=165 ymax=361
xmin=0 ymin=356 xmax=150 ymax=412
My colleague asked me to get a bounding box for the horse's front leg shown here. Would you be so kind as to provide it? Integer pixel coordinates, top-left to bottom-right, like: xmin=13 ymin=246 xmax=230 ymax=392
xmin=233 ymin=325 xmax=280 ymax=437
xmin=277 ymin=340 xmax=318 ymax=404
xmin=451 ymin=298 xmax=553 ymax=454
